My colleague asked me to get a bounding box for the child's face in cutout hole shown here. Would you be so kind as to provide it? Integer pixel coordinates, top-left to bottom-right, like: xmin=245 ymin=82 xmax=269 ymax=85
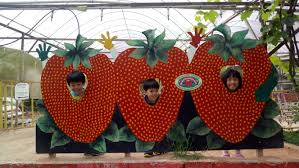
xmin=226 ymin=76 xmax=239 ymax=92
xmin=145 ymin=88 xmax=159 ymax=103
xmin=69 ymin=82 xmax=84 ymax=96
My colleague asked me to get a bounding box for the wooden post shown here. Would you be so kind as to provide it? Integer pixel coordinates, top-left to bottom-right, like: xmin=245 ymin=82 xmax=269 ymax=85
xmin=4 ymin=83 xmax=7 ymax=129
xmin=124 ymin=153 xmax=131 ymax=157
xmin=256 ymin=149 xmax=263 ymax=158
xmin=49 ymin=153 xmax=56 ymax=158
xmin=21 ymin=100 xmax=24 ymax=128
xmin=10 ymin=83 xmax=14 ymax=128
xmin=31 ymin=83 xmax=35 ymax=126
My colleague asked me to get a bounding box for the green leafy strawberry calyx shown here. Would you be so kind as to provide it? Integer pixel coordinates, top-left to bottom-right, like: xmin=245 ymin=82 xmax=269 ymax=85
xmin=206 ymin=24 xmax=259 ymax=62
xmin=53 ymin=34 xmax=101 ymax=69
xmin=126 ymin=29 xmax=176 ymax=68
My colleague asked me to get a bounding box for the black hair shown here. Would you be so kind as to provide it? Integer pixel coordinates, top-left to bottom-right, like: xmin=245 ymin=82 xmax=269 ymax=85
xmin=142 ymin=79 xmax=160 ymax=91
xmin=221 ymin=68 xmax=242 ymax=91
xmin=66 ymin=71 xmax=86 ymax=86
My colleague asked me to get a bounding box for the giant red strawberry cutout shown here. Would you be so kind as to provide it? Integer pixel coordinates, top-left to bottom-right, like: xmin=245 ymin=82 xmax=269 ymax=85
xmin=41 ymin=35 xmax=115 ymax=143
xmin=190 ymin=24 xmax=272 ymax=143
xmin=115 ymin=30 xmax=188 ymax=142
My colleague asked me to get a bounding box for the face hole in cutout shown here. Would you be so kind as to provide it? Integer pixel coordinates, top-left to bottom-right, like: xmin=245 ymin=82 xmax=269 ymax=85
xmin=66 ymin=71 xmax=88 ymax=100
xmin=139 ymin=78 xmax=163 ymax=106
xmin=220 ymin=65 xmax=243 ymax=92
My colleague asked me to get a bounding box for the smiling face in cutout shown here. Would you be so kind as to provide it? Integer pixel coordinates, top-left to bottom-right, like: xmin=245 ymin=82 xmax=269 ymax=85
xmin=221 ymin=68 xmax=242 ymax=92
xmin=145 ymin=88 xmax=159 ymax=104
xmin=67 ymin=71 xmax=86 ymax=97
xmin=226 ymin=76 xmax=240 ymax=92
xmin=142 ymin=78 xmax=161 ymax=105
xmin=69 ymin=81 xmax=85 ymax=96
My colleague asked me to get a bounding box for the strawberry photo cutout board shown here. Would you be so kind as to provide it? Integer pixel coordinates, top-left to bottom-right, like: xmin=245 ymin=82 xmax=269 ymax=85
xmin=36 ymin=27 xmax=283 ymax=154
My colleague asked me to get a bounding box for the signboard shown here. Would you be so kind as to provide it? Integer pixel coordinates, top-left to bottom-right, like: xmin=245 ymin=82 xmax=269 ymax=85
xmin=15 ymin=83 xmax=29 ymax=100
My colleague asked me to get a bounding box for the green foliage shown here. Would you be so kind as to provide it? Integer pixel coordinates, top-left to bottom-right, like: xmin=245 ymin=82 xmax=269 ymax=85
xmin=261 ymin=11 xmax=271 ymax=22
xmin=36 ymin=99 xmax=48 ymax=115
xmin=37 ymin=115 xmax=56 ymax=133
xmin=178 ymin=114 xmax=226 ymax=150
xmin=194 ymin=0 xmax=298 ymax=51
xmin=186 ymin=116 xmax=211 ymax=136
xmin=196 ymin=23 xmax=207 ymax=31
xmin=251 ymin=118 xmax=281 ymax=139
xmin=36 ymin=99 xmax=71 ymax=149
xmin=193 ymin=1 xmax=299 ymax=86
xmin=227 ymin=0 xmax=241 ymax=2
xmin=231 ymin=30 xmax=248 ymax=46
xmin=194 ymin=9 xmax=219 ymax=33
xmin=130 ymin=48 xmax=147 ymax=59
xmin=207 ymin=24 xmax=258 ymax=62
xmin=196 ymin=10 xmax=219 ymax=24
xmin=91 ymin=123 xmax=136 ymax=152
xmin=126 ymin=40 xmax=146 ymax=47
xmin=0 ymin=47 xmax=42 ymax=81
xmin=167 ymin=121 xmax=187 ymax=143
xmin=260 ymin=0 xmax=279 ymax=22
xmin=171 ymin=137 xmax=203 ymax=160
xmin=50 ymin=130 xmax=71 ymax=149
xmin=135 ymin=139 xmax=155 ymax=152
xmin=261 ymin=18 xmax=285 ymax=46
xmin=118 ymin=126 xmax=136 ymax=142
xmin=281 ymin=16 xmax=297 ymax=27
xmin=36 ymin=100 xmax=57 ymax=133
xmin=53 ymin=34 xmax=100 ymax=69
xmin=270 ymin=55 xmax=299 ymax=80
xmin=90 ymin=136 xmax=106 ymax=152
xmin=102 ymin=121 xmax=119 ymax=142
xmin=262 ymin=99 xmax=281 ymax=119
xmin=168 ymin=117 xmax=225 ymax=150
xmin=241 ymin=10 xmax=253 ymax=21
xmin=258 ymin=0 xmax=297 ymax=46
xmin=214 ymin=24 xmax=231 ymax=41
xmin=126 ymin=29 xmax=176 ymax=68
xmin=206 ymin=132 xmax=226 ymax=149
xmin=293 ymin=112 xmax=299 ymax=123
xmin=290 ymin=104 xmax=299 ymax=123
xmin=255 ymin=98 xmax=283 ymax=140
xmin=255 ymin=64 xmax=278 ymax=102
xmin=294 ymin=114 xmax=299 ymax=123
xmin=284 ymin=130 xmax=299 ymax=146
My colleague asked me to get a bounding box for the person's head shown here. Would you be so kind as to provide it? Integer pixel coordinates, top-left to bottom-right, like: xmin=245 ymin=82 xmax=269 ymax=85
xmin=221 ymin=68 xmax=242 ymax=92
xmin=66 ymin=71 xmax=86 ymax=95
xmin=142 ymin=79 xmax=160 ymax=103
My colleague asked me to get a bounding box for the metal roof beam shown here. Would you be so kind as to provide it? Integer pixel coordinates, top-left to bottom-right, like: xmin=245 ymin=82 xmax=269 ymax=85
xmin=0 ymin=1 xmax=297 ymax=11
xmin=0 ymin=36 xmax=190 ymax=41
xmin=0 ymin=22 xmax=62 ymax=49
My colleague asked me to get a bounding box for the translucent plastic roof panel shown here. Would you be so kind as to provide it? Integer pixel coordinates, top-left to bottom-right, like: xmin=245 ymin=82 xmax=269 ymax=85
xmin=0 ymin=0 xmax=297 ymax=59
